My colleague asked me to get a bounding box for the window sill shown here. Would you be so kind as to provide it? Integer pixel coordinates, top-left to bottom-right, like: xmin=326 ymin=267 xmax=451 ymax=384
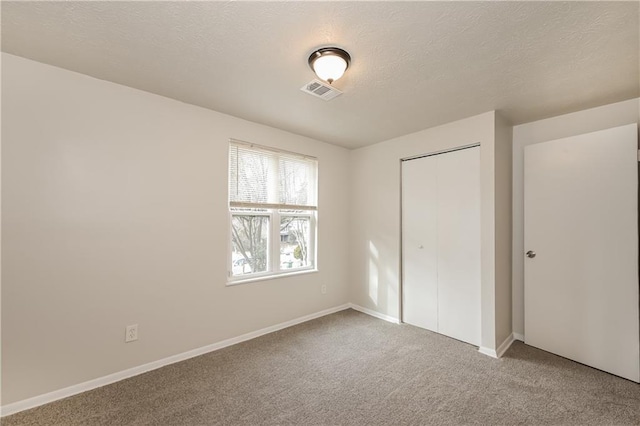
xmin=226 ymin=268 xmax=318 ymax=286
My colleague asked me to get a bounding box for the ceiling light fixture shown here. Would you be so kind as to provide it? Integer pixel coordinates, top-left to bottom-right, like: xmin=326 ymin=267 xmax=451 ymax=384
xmin=308 ymin=47 xmax=351 ymax=85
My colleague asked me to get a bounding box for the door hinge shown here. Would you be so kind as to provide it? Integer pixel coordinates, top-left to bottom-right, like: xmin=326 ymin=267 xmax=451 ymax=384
xmin=637 ymin=149 xmax=640 ymax=162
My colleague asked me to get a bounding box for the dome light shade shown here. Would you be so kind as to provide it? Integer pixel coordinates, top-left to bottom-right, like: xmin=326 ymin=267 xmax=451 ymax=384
xmin=308 ymin=47 xmax=351 ymax=84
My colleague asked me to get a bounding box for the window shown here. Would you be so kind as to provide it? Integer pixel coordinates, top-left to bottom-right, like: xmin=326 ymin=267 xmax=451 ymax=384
xmin=228 ymin=140 xmax=317 ymax=282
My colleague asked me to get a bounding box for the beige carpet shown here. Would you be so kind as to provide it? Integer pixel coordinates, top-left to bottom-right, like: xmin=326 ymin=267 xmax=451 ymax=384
xmin=3 ymin=309 xmax=640 ymax=425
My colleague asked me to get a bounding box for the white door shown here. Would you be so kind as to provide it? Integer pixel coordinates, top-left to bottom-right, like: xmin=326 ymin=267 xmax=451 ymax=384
xmin=402 ymin=146 xmax=481 ymax=346
xmin=524 ymin=124 xmax=639 ymax=382
xmin=402 ymin=154 xmax=439 ymax=333
xmin=436 ymin=148 xmax=481 ymax=345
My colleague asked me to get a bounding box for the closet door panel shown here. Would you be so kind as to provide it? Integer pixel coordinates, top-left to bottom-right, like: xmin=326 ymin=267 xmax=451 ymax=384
xmin=402 ymin=155 xmax=438 ymax=332
xmin=436 ymin=147 xmax=481 ymax=346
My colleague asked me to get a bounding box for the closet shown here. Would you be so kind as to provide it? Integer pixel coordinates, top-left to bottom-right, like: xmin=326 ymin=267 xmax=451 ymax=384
xmin=401 ymin=145 xmax=481 ymax=346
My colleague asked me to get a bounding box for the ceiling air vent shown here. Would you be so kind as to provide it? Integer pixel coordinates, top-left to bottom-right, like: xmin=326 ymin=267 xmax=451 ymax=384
xmin=300 ymin=79 xmax=342 ymax=101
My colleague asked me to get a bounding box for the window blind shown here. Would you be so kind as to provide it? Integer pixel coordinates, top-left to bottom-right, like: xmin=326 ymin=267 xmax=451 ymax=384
xmin=229 ymin=140 xmax=318 ymax=210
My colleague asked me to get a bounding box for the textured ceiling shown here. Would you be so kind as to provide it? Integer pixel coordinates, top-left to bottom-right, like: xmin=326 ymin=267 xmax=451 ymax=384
xmin=2 ymin=1 xmax=638 ymax=148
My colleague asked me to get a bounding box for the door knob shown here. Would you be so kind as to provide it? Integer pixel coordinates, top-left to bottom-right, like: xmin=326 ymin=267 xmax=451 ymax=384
xmin=526 ymin=250 xmax=536 ymax=258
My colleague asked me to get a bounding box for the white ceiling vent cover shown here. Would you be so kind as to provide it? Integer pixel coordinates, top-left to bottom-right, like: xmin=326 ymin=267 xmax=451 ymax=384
xmin=300 ymin=79 xmax=342 ymax=101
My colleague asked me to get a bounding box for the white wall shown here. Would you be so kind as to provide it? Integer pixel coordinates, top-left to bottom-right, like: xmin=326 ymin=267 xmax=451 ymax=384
xmin=511 ymin=98 xmax=640 ymax=337
xmin=1 ymin=53 xmax=351 ymax=405
xmin=0 ymin=51 xmax=4 ymax=408
xmin=494 ymin=113 xmax=513 ymax=346
xmin=6 ymin=48 xmax=634 ymax=408
xmin=349 ymin=111 xmax=512 ymax=352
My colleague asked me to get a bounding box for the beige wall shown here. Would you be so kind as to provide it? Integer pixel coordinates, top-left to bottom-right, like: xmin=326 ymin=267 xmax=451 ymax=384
xmin=5 ymin=49 xmax=634 ymax=408
xmin=494 ymin=113 xmax=513 ymax=346
xmin=511 ymin=98 xmax=640 ymax=337
xmin=1 ymin=53 xmax=351 ymax=404
xmin=348 ymin=111 xmax=511 ymax=352
xmin=0 ymin=51 xmax=4 ymax=408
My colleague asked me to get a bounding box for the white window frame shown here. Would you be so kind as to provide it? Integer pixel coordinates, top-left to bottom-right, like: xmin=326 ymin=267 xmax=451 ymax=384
xmin=276 ymin=211 xmax=316 ymax=273
xmin=227 ymin=140 xmax=318 ymax=284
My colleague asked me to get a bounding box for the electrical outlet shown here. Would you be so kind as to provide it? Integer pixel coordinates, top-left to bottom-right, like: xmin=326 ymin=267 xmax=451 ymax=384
xmin=125 ymin=324 xmax=138 ymax=343
xmin=321 ymin=284 xmax=327 ymax=294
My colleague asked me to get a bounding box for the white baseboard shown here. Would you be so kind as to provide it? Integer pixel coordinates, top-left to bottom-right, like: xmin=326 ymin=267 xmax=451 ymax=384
xmin=348 ymin=303 xmax=400 ymax=324
xmin=348 ymin=305 xmax=519 ymax=359
xmin=478 ymin=346 xmax=498 ymax=358
xmin=478 ymin=333 xmax=516 ymax=359
xmin=1 ymin=303 xmax=351 ymax=417
xmin=348 ymin=305 xmax=517 ymax=359
xmin=496 ymin=333 xmax=516 ymax=357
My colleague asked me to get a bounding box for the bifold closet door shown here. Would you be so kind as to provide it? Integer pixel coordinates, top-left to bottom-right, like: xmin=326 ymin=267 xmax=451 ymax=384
xmin=402 ymin=155 xmax=439 ymax=333
xmin=436 ymin=148 xmax=481 ymax=345
xmin=402 ymin=146 xmax=481 ymax=346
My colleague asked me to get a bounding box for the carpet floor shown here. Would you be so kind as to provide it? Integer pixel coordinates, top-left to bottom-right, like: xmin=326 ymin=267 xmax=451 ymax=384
xmin=3 ymin=309 xmax=640 ymax=425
